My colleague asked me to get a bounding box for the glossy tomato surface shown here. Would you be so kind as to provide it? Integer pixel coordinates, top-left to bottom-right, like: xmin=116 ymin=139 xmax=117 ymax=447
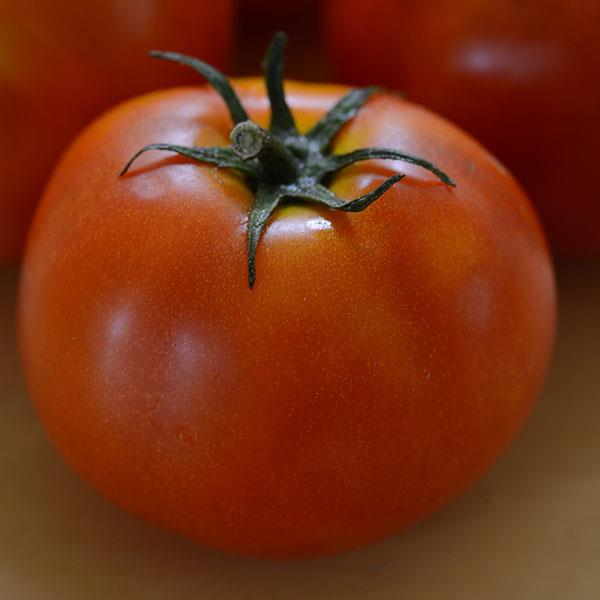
xmin=326 ymin=0 xmax=600 ymax=256
xmin=0 ymin=0 xmax=233 ymax=262
xmin=19 ymin=80 xmax=556 ymax=557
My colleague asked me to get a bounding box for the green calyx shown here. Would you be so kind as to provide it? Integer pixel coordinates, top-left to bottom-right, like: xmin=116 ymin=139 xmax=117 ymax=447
xmin=121 ymin=32 xmax=455 ymax=289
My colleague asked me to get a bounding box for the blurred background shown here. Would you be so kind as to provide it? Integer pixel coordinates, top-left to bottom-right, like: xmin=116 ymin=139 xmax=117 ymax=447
xmin=3 ymin=0 xmax=599 ymax=262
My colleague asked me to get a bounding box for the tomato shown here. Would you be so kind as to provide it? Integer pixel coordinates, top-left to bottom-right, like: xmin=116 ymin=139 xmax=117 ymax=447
xmin=0 ymin=0 xmax=234 ymax=263
xmin=235 ymin=0 xmax=324 ymax=81
xmin=19 ymin=35 xmax=555 ymax=558
xmin=326 ymin=0 xmax=600 ymax=256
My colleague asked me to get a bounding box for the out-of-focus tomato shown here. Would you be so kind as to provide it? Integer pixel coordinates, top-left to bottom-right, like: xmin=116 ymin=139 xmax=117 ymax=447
xmin=0 ymin=0 xmax=234 ymax=262
xmin=19 ymin=38 xmax=555 ymax=557
xmin=326 ymin=0 xmax=600 ymax=256
xmin=235 ymin=0 xmax=324 ymax=80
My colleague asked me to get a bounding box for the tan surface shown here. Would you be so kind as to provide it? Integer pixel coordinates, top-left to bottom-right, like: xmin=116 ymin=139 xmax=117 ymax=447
xmin=1 ymin=262 xmax=599 ymax=599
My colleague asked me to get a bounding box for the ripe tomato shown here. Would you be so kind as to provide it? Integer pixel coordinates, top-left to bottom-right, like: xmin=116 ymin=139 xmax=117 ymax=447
xmin=19 ymin=36 xmax=555 ymax=558
xmin=326 ymin=0 xmax=600 ymax=256
xmin=235 ymin=0 xmax=324 ymax=81
xmin=0 ymin=0 xmax=233 ymax=263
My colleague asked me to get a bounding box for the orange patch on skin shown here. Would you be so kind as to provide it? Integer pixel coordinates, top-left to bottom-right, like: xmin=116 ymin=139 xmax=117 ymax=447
xmin=415 ymin=213 xmax=485 ymax=287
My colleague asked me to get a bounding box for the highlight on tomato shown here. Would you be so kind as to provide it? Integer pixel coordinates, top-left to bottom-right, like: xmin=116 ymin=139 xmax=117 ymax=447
xmin=326 ymin=0 xmax=600 ymax=256
xmin=0 ymin=0 xmax=234 ymax=262
xmin=19 ymin=33 xmax=556 ymax=558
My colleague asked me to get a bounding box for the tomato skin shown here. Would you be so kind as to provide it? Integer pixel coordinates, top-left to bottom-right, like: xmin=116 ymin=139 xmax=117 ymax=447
xmin=19 ymin=80 xmax=556 ymax=557
xmin=0 ymin=0 xmax=234 ymax=263
xmin=326 ymin=0 xmax=600 ymax=256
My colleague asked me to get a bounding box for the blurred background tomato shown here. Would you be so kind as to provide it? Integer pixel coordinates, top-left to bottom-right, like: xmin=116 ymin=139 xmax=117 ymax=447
xmin=235 ymin=0 xmax=324 ymax=80
xmin=0 ymin=0 xmax=234 ymax=263
xmin=6 ymin=0 xmax=597 ymax=262
xmin=325 ymin=0 xmax=600 ymax=257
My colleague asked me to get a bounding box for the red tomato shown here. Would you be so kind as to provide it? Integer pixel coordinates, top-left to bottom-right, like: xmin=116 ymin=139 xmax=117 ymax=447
xmin=235 ymin=0 xmax=325 ymax=81
xmin=326 ymin=0 xmax=600 ymax=256
xmin=0 ymin=0 xmax=234 ymax=262
xmin=19 ymin=37 xmax=555 ymax=557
